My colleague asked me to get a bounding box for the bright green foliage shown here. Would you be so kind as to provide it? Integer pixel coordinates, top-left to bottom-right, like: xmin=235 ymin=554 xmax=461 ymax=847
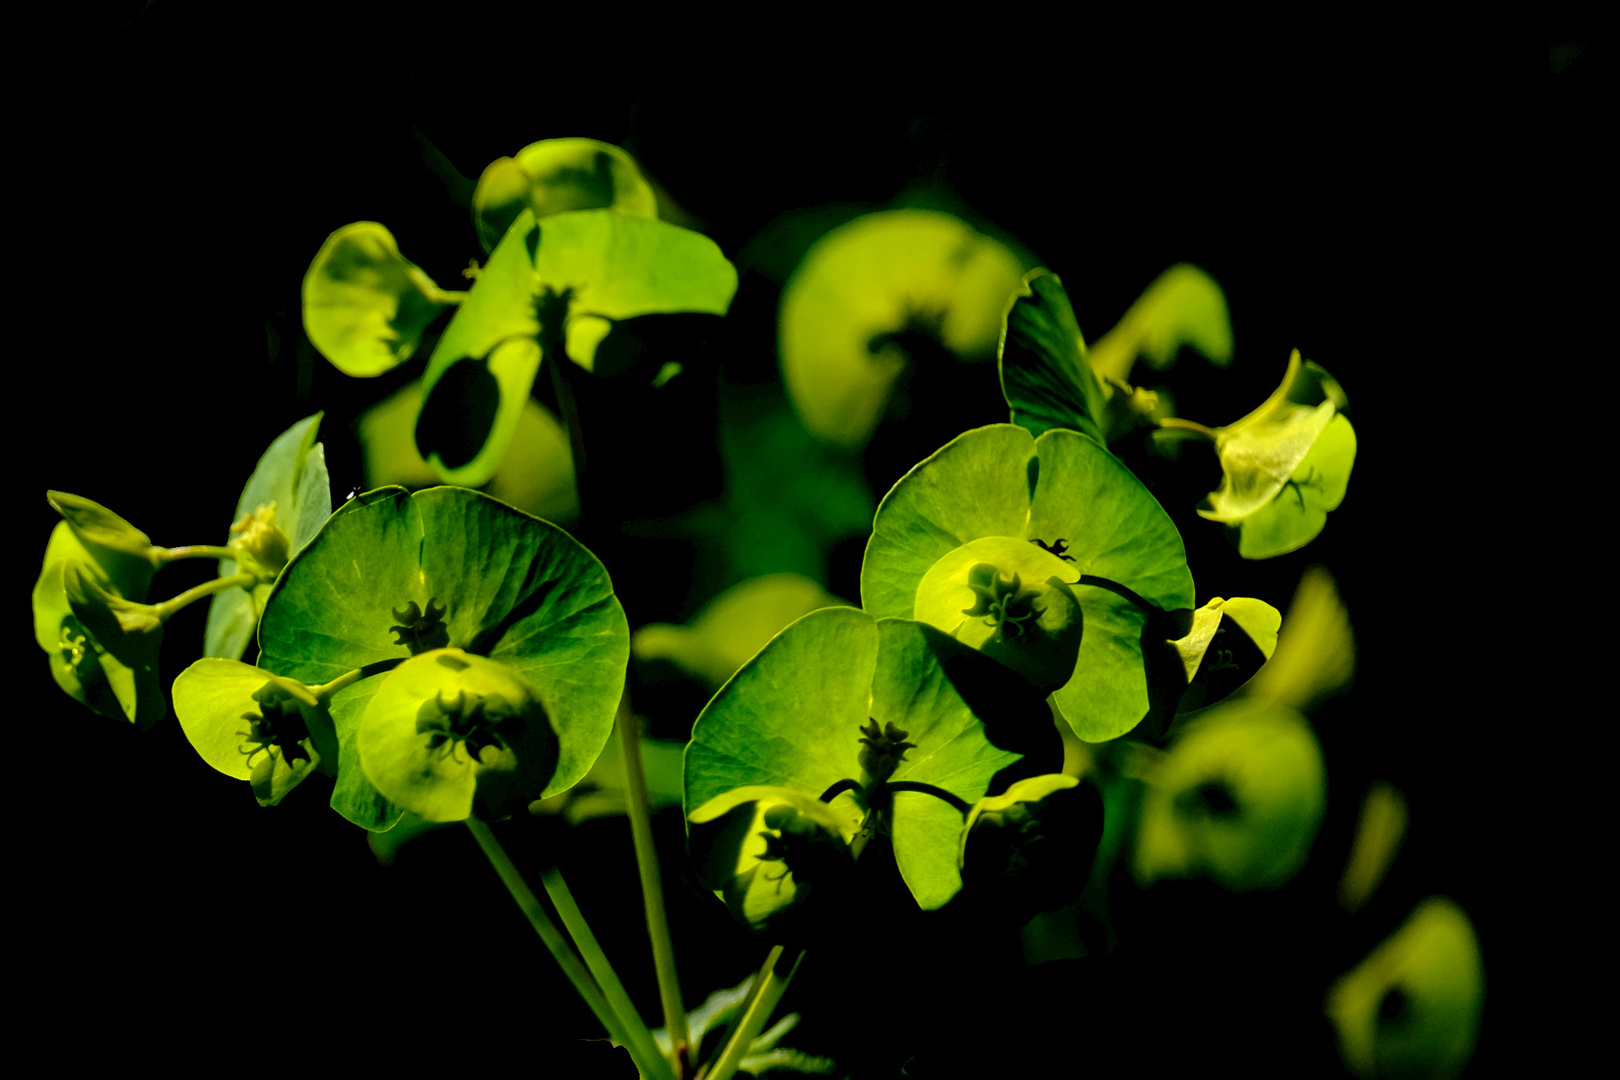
xmin=302 ymin=222 xmax=465 ymax=377
xmin=415 ymin=209 xmax=738 ymax=486
xmin=685 ymin=607 xmax=1036 ymax=914
xmin=998 ymin=269 xmax=1107 ymax=445
xmin=358 ymin=648 xmax=560 ymax=822
xmin=34 ymin=494 xmax=163 ymax=727
xmin=173 ymin=659 xmax=339 ymax=806
xmin=1197 ymin=350 xmax=1357 ymax=558
xmin=1326 ymin=897 xmax=1484 ymax=1080
xmin=779 ymin=210 xmax=1026 ymax=448
xmin=1085 ymin=263 xmax=1233 ymax=385
xmin=1133 ymin=699 xmax=1326 ymax=891
xmin=204 ymin=413 xmax=332 ymax=661
xmin=862 ymin=424 xmax=1195 ymax=742
xmin=473 ymin=138 xmax=658 ymax=253
xmin=258 ymin=485 xmax=628 ymax=828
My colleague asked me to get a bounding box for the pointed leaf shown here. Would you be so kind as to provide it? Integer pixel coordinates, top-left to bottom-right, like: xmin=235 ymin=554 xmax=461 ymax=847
xmin=998 ymin=268 xmax=1106 ymax=444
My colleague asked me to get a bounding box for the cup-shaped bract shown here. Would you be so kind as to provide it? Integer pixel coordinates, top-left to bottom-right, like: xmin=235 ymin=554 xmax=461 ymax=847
xmin=688 ymin=785 xmax=861 ymax=935
xmin=685 ymin=607 xmax=1050 ymax=912
xmin=173 ymin=659 xmax=339 ymax=806
xmin=1197 ymin=350 xmax=1357 ymax=558
xmin=473 ymin=138 xmax=658 ymax=253
xmin=302 ymin=222 xmax=464 ymax=377
xmin=258 ymin=486 xmax=628 ymax=830
xmin=1133 ymin=699 xmax=1326 ymax=891
xmin=204 ymin=414 xmax=332 ymax=661
xmin=358 ymin=649 xmax=559 ymax=822
xmin=34 ymin=524 xmax=162 ymax=728
xmin=959 ymin=773 xmax=1104 ymax=923
xmin=863 ymin=424 xmax=1196 ymax=742
xmin=780 ymin=209 xmax=1026 ymax=449
xmin=1325 ymin=897 xmax=1484 ymax=1080
xmin=414 ymin=208 xmax=737 ymax=486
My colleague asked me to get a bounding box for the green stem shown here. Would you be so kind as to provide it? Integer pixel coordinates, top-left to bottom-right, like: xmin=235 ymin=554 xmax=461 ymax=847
xmin=701 ymin=946 xmax=803 ymax=1080
xmin=153 ymin=572 xmax=257 ymax=621
xmin=155 ymin=544 xmax=239 ymax=563
xmin=617 ymin=695 xmax=690 ymax=1073
xmin=307 ymin=661 xmax=403 ymax=702
xmin=546 ymin=350 xmax=587 ymax=514
xmin=466 ymin=820 xmax=664 ymax=1079
xmin=541 ymin=866 xmax=674 ymax=1080
xmin=1157 ymin=416 xmax=1219 ymax=440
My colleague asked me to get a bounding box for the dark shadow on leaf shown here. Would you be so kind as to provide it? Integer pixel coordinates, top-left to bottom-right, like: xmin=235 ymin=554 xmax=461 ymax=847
xmin=589 ymin=312 xmax=726 ymax=383
xmin=416 ymin=357 xmax=500 ymax=469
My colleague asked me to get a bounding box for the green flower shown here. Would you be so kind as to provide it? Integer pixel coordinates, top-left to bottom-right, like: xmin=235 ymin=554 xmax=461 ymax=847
xmin=685 ymin=607 xmax=1049 ymax=918
xmin=471 ymin=138 xmax=658 ymax=253
xmin=33 ymin=494 xmax=163 ymax=727
xmin=302 ymin=222 xmax=466 ymax=378
xmin=1194 ymin=350 xmax=1357 ymax=558
xmin=173 ymin=659 xmax=339 ymax=806
xmin=863 ymin=424 xmax=1195 ymax=742
xmin=1325 ymin=897 xmax=1484 ymax=1079
xmin=357 ymin=648 xmax=559 ymax=822
xmin=1133 ymin=699 xmax=1326 ymax=891
xmin=959 ymin=773 xmax=1103 ymax=922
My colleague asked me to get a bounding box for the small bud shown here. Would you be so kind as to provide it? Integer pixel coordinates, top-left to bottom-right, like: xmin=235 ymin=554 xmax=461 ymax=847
xmin=228 ymin=502 xmax=292 ymax=582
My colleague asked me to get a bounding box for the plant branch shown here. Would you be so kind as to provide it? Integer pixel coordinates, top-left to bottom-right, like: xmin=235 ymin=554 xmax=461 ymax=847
xmin=700 ymin=946 xmax=803 ymax=1080
xmin=617 ymin=692 xmax=691 ymax=1074
xmin=153 ymin=572 xmax=257 ymax=621
xmin=465 ymin=819 xmax=664 ymax=1079
xmin=541 ymin=865 xmax=674 ymax=1080
xmin=155 ymin=545 xmax=238 ymax=563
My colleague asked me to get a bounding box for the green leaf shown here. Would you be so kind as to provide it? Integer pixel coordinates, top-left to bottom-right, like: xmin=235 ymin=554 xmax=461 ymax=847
xmin=205 ymin=413 xmax=332 ymax=660
xmin=997 ymin=268 xmax=1107 ymax=445
xmin=779 ymin=209 xmax=1026 ymax=448
xmin=59 ymin=557 xmax=165 ymax=729
xmin=259 ymin=486 xmax=627 ymax=802
xmin=1169 ymin=596 xmax=1281 ymax=685
xmin=472 ymin=138 xmax=658 ymax=253
xmin=1085 ymin=263 xmax=1233 ymax=384
xmin=1326 ymin=897 xmax=1484 ymax=1080
xmin=684 ymin=608 xmax=1034 ymax=912
xmin=1133 ymin=699 xmax=1326 ymax=891
xmin=863 ymin=424 xmax=1195 ymax=741
xmin=415 ymin=209 xmax=737 ymax=486
xmin=302 ymin=222 xmax=465 ymax=377
xmin=1196 ymin=351 xmax=1356 ymax=558
xmin=328 ymin=673 xmax=403 ymax=831
xmin=45 ymin=492 xmax=156 ymax=599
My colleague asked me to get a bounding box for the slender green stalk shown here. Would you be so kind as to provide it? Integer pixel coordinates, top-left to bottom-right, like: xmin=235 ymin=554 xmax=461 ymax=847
xmin=1157 ymin=416 xmax=1219 ymax=440
xmin=541 ymin=866 xmax=674 ymax=1080
xmin=155 ymin=544 xmax=238 ymax=563
xmin=701 ymin=946 xmax=803 ymax=1080
xmin=466 ymin=820 xmax=664 ymax=1080
xmin=617 ymin=695 xmax=691 ymax=1073
xmin=153 ymin=572 xmax=257 ymax=621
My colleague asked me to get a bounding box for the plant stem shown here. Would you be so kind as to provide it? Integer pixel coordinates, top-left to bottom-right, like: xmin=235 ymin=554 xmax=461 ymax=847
xmin=153 ymin=572 xmax=257 ymax=621
xmin=701 ymin=946 xmax=803 ymax=1080
xmin=155 ymin=545 xmax=238 ymax=563
xmin=541 ymin=865 xmax=674 ymax=1080
xmin=546 ymin=350 xmax=587 ymax=514
xmin=617 ymin=694 xmax=691 ymax=1073
xmin=1157 ymin=416 xmax=1219 ymax=440
xmin=466 ymin=820 xmax=668 ymax=1080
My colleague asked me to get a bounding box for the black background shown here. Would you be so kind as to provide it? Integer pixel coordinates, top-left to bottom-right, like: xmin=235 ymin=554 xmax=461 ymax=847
xmin=21 ymin=7 xmax=1596 ymax=1075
